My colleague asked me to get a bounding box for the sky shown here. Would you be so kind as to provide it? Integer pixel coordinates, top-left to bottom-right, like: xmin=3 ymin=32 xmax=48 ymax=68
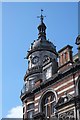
xmin=0 ymin=2 xmax=2 ymax=120
xmin=2 ymin=2 xmax=79 ymax=119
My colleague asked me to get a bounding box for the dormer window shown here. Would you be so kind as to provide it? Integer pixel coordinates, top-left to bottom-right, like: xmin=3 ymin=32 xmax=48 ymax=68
xmin=45 ymin=66 xmax=52 ymax=79
xmin=29 ymin=80 xmax=35 ymax=88
xmin=28 ymin=77 xmax=35 ymax=89
xmin=43 ymin=62 xmax=52 ymax=80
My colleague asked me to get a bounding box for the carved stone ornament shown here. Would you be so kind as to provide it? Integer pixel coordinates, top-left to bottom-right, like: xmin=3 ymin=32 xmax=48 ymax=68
xmin=59 ymin=110 xmax=74 ymax=120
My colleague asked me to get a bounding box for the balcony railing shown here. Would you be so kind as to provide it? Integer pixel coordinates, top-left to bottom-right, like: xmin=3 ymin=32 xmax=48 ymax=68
xmin=24 ymin=66 xmax=42 ymax=78
xmin=21 ymin=84 xmax=35 ymax=96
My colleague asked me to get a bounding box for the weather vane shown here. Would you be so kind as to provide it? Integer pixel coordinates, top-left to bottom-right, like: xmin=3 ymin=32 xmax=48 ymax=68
xmin=41 ymin=9 xmax=43 ymax=15
xmin=37 ymin=9 xmax=46 ymax=23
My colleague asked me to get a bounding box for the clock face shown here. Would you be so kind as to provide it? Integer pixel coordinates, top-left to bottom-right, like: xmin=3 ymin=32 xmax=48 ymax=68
xmin=32 ymin=56 xmax=39 ymax=64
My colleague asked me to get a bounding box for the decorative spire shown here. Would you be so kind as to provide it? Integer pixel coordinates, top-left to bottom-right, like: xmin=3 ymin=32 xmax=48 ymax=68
xmin=37 ymin=10 xmax=46 ymax=40
xmin=37 ymin=9 xmax=46 ymax=23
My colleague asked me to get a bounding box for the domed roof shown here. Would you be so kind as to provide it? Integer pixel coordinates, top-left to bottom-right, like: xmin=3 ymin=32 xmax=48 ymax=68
xmin=27 ymin=11 xmax=57 ymax=58
xmin=32 ymin=39 xmax=56 ymax=50
xmin=27 ymin=38 xmax=57 ymax=58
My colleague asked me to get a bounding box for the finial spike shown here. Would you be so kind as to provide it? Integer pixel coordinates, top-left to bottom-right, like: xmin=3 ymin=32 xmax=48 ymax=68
xmin=41 ymin=9 xmax=43 ymax=15
xmin=37 ymin=9 xmax=46 ymax=23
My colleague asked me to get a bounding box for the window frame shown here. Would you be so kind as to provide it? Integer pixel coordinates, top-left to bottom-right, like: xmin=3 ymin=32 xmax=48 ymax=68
xmin=27 ymin=103 xmax=34 ymax=118
xmin=42 ymin=93 xmax=56 ymax=118
xmin=44 ymin=65 xmax=52 ymax=80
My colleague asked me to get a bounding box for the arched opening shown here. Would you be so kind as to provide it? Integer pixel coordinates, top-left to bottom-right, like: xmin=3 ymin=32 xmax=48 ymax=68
xmin=76 ymin=76 xmax=80 ymax=96
xmin=39 ymin=89 xmax=57 ymax=119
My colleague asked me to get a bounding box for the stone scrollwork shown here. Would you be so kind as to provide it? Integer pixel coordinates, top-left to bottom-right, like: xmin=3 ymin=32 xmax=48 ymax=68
xmin=59 ymin=110 xmax=74 ymax=120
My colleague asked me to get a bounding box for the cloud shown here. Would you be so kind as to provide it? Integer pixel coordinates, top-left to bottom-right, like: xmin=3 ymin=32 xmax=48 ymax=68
xmin=6 ymin=106 xmax=23 ymax=118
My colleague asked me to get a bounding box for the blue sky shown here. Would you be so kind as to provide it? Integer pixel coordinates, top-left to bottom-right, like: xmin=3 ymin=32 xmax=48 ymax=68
xmin=0 ymin=2 xmax=2 ymax=120
xmin=2 ymin=2 xmax=78 ymax=118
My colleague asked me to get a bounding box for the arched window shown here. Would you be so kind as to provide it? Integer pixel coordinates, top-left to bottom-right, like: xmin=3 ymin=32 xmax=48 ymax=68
xmin=76 ymin=76 xmax=80 ymax=96
xmin=41 ymin=91 xmax=57 ymax=118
